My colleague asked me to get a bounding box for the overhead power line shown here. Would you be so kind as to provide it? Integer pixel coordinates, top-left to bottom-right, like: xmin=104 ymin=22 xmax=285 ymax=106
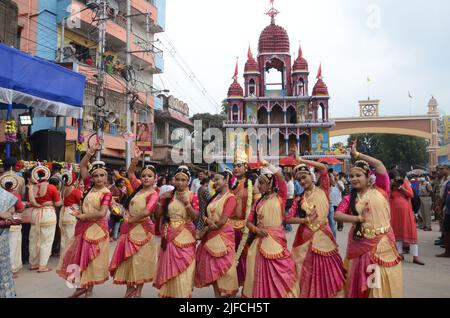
xmin=158 ymin=33 xmax=221 ymax=114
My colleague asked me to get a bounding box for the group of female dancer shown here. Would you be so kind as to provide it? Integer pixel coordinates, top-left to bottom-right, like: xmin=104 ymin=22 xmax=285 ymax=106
xmin=54 ymin=141 xmax=403 ymax=298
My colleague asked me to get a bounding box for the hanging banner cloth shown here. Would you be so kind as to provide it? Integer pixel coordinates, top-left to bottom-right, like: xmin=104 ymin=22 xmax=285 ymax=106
xmin=0 ymin=43 xmax=85 ymax=118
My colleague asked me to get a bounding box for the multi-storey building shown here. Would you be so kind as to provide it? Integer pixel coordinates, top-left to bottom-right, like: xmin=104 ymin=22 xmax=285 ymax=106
xmin=0 ymin=0 xmax=18 ymax=47
xmin=152 ymin=94 xmax=193 ymax=174
xmin=12 ymin=0 xmax=166 ymax=166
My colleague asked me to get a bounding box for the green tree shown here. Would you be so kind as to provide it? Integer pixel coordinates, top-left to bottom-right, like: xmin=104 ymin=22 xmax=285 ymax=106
xmin=189 ymin=113 xmax=227 ymax=167
xmin=221 ymin=99 xmax=228 ymax=115
xmin=190 ymin=113 xmax=227 ymax=131
xmin=347 ymin=134 xmax=428 ymax=170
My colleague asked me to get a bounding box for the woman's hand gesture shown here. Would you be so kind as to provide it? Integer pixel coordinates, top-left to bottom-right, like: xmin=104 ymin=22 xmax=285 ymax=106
xmin=133 ymin=146 xmax=143 ymax=159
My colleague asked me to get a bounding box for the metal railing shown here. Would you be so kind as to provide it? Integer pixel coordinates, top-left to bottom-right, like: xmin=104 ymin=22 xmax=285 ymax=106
xmin=223 ymin=119 xmax=336 ymax=126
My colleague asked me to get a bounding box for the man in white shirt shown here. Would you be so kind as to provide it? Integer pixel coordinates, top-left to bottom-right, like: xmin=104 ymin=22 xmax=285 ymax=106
xmin=159 ymin=175 xmax=175 ymax=197
xmin=330 ymin=173 xmax=345 ymax=231
xmin=190 ymin=171 xmax=206 ymax=195
xmin=285 ymin=172 xmax=295 ymax=232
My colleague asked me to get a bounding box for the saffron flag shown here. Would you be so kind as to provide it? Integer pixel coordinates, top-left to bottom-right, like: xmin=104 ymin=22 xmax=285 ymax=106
xmin=316 ymin=63 xmax=322 ymax=79
xmin=232 ymin=59 xmax=238 ymax=80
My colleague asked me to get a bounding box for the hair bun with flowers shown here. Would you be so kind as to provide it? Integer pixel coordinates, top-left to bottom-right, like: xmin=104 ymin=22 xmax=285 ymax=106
xmin=0 ymin=174 xmax=19 ymax=191
xmin=31 ymin=163 xmax=51 ymax=184
xmin=61 ymin=171 xmax=75 ymax=186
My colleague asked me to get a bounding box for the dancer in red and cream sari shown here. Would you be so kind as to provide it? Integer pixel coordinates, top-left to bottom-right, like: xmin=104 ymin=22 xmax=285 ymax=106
xmin=59 ymin=172 xmax=82 ymax=258
xmin=58 ymin=143 xmax=112 ymax=298
xmin=0 ymin=174 xmax=25 ymax=276
xmin=334 ymin=141 xmax=403 ymax=298
xmin=286 ymin=158 xmax=346 ymax=298
xmin=243 ymin=161 xmax=299 ymax=298
xmin=195 ymin=169 xmax=239 ymax=297
xmin=154 ymin=166 xmax=199 ymax=298
xmin=28 ymin=165 xmax=62 ymax=273
xmin=109 ymin=148 xmax=159 ymax=298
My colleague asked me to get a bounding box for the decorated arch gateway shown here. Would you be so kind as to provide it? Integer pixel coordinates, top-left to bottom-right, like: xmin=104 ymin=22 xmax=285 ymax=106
xmin=223 ymin=2 xmax=337 ymax=161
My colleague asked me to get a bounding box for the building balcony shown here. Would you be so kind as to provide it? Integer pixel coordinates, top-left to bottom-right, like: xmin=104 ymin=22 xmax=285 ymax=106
xmin=152 ymin=0 xmax=166 ymax=32
xmin=243 ymin=95 xmax=312 ymax=102
xmin=152 ymin=144 xmax=175 ymax=163
xmin=223 ymin=119 xmax=335 ymax=129
xmin=154 ymin=50 xmax=164 ymax=73
xmin=131 ymin=0 xmax=157 ymax=18
xmin=65 ymin=0 xmax=161 ymax=71
xmin=131 ymin=0 xmax=164 ymax=33
xmin=66 ymin=126 xmax=126 ymax=158
xmin=68 ymin=0 xmax=160 ymax=27
xmin=264 ymin=89 xmax=287 ymax=97
xmin=76 ymin=64 xmax=149 ymax=104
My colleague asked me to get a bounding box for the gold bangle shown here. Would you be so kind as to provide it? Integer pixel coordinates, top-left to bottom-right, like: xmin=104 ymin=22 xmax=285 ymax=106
xmin=355 ymin=151 xmax=361 ymax=159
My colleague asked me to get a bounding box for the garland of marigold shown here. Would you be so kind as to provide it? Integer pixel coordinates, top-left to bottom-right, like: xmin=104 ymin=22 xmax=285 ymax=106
xmin=234 ymin=179 xmax=253 ymax=264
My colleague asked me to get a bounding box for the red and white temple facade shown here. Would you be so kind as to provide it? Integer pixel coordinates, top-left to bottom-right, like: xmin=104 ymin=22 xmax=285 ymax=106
xmin=224 ymin=4 xmax=335 ymax=159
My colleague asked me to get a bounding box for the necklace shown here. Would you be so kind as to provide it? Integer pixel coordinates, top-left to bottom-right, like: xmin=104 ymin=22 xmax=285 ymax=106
xmin=215 ymin=191 xmax=227 ymax=201
xmin=303 ymin=186 xmax=315 ymax=211
xmin=92 ymin=186 xmax=105 ymax=192
xmin=304 ymin=185 xmax=315 ymax=197
xmin=265 ymin=192 xmax=276 ymax=200
xmin=357 ymin=189 xmax=369 ymax=202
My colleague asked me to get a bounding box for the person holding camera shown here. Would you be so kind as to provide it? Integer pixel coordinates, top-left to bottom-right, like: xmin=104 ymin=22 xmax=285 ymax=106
xmin=389 ymin=169 xmax=425 ymax=265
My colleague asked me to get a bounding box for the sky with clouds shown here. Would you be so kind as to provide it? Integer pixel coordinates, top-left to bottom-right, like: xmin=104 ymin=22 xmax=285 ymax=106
xmin=155 ymin=0 xmax=450 ymax=122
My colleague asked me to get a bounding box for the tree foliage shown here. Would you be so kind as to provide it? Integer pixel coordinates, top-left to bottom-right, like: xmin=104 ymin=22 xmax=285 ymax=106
xmin=347 ymin=134 xmax=428 ymax=170
xmin=221 ymin=99 xmax=228 ymax=115
xmin=190 ymin=113 xmax=227 ymax=131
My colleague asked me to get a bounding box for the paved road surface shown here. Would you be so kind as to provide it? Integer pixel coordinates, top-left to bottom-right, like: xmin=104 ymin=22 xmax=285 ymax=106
xmin=14 ymin=222 xmax=450 ymax=298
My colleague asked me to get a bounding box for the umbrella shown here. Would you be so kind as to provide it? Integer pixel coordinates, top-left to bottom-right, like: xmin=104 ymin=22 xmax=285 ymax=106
xmin=248 ymin=160 xmax=264 ymax=170
xmin=407 ymin=169 xmax=427 ymax=176
xmin=318 ymin=157 xmax=342 ymax=165
xmin=279 ymin=156 xmax=300 ymax=167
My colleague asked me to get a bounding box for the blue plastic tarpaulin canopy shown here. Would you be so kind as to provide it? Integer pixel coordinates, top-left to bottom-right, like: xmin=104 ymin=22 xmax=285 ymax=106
xmin=0 ymin=43 xmax=86 ymax=118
